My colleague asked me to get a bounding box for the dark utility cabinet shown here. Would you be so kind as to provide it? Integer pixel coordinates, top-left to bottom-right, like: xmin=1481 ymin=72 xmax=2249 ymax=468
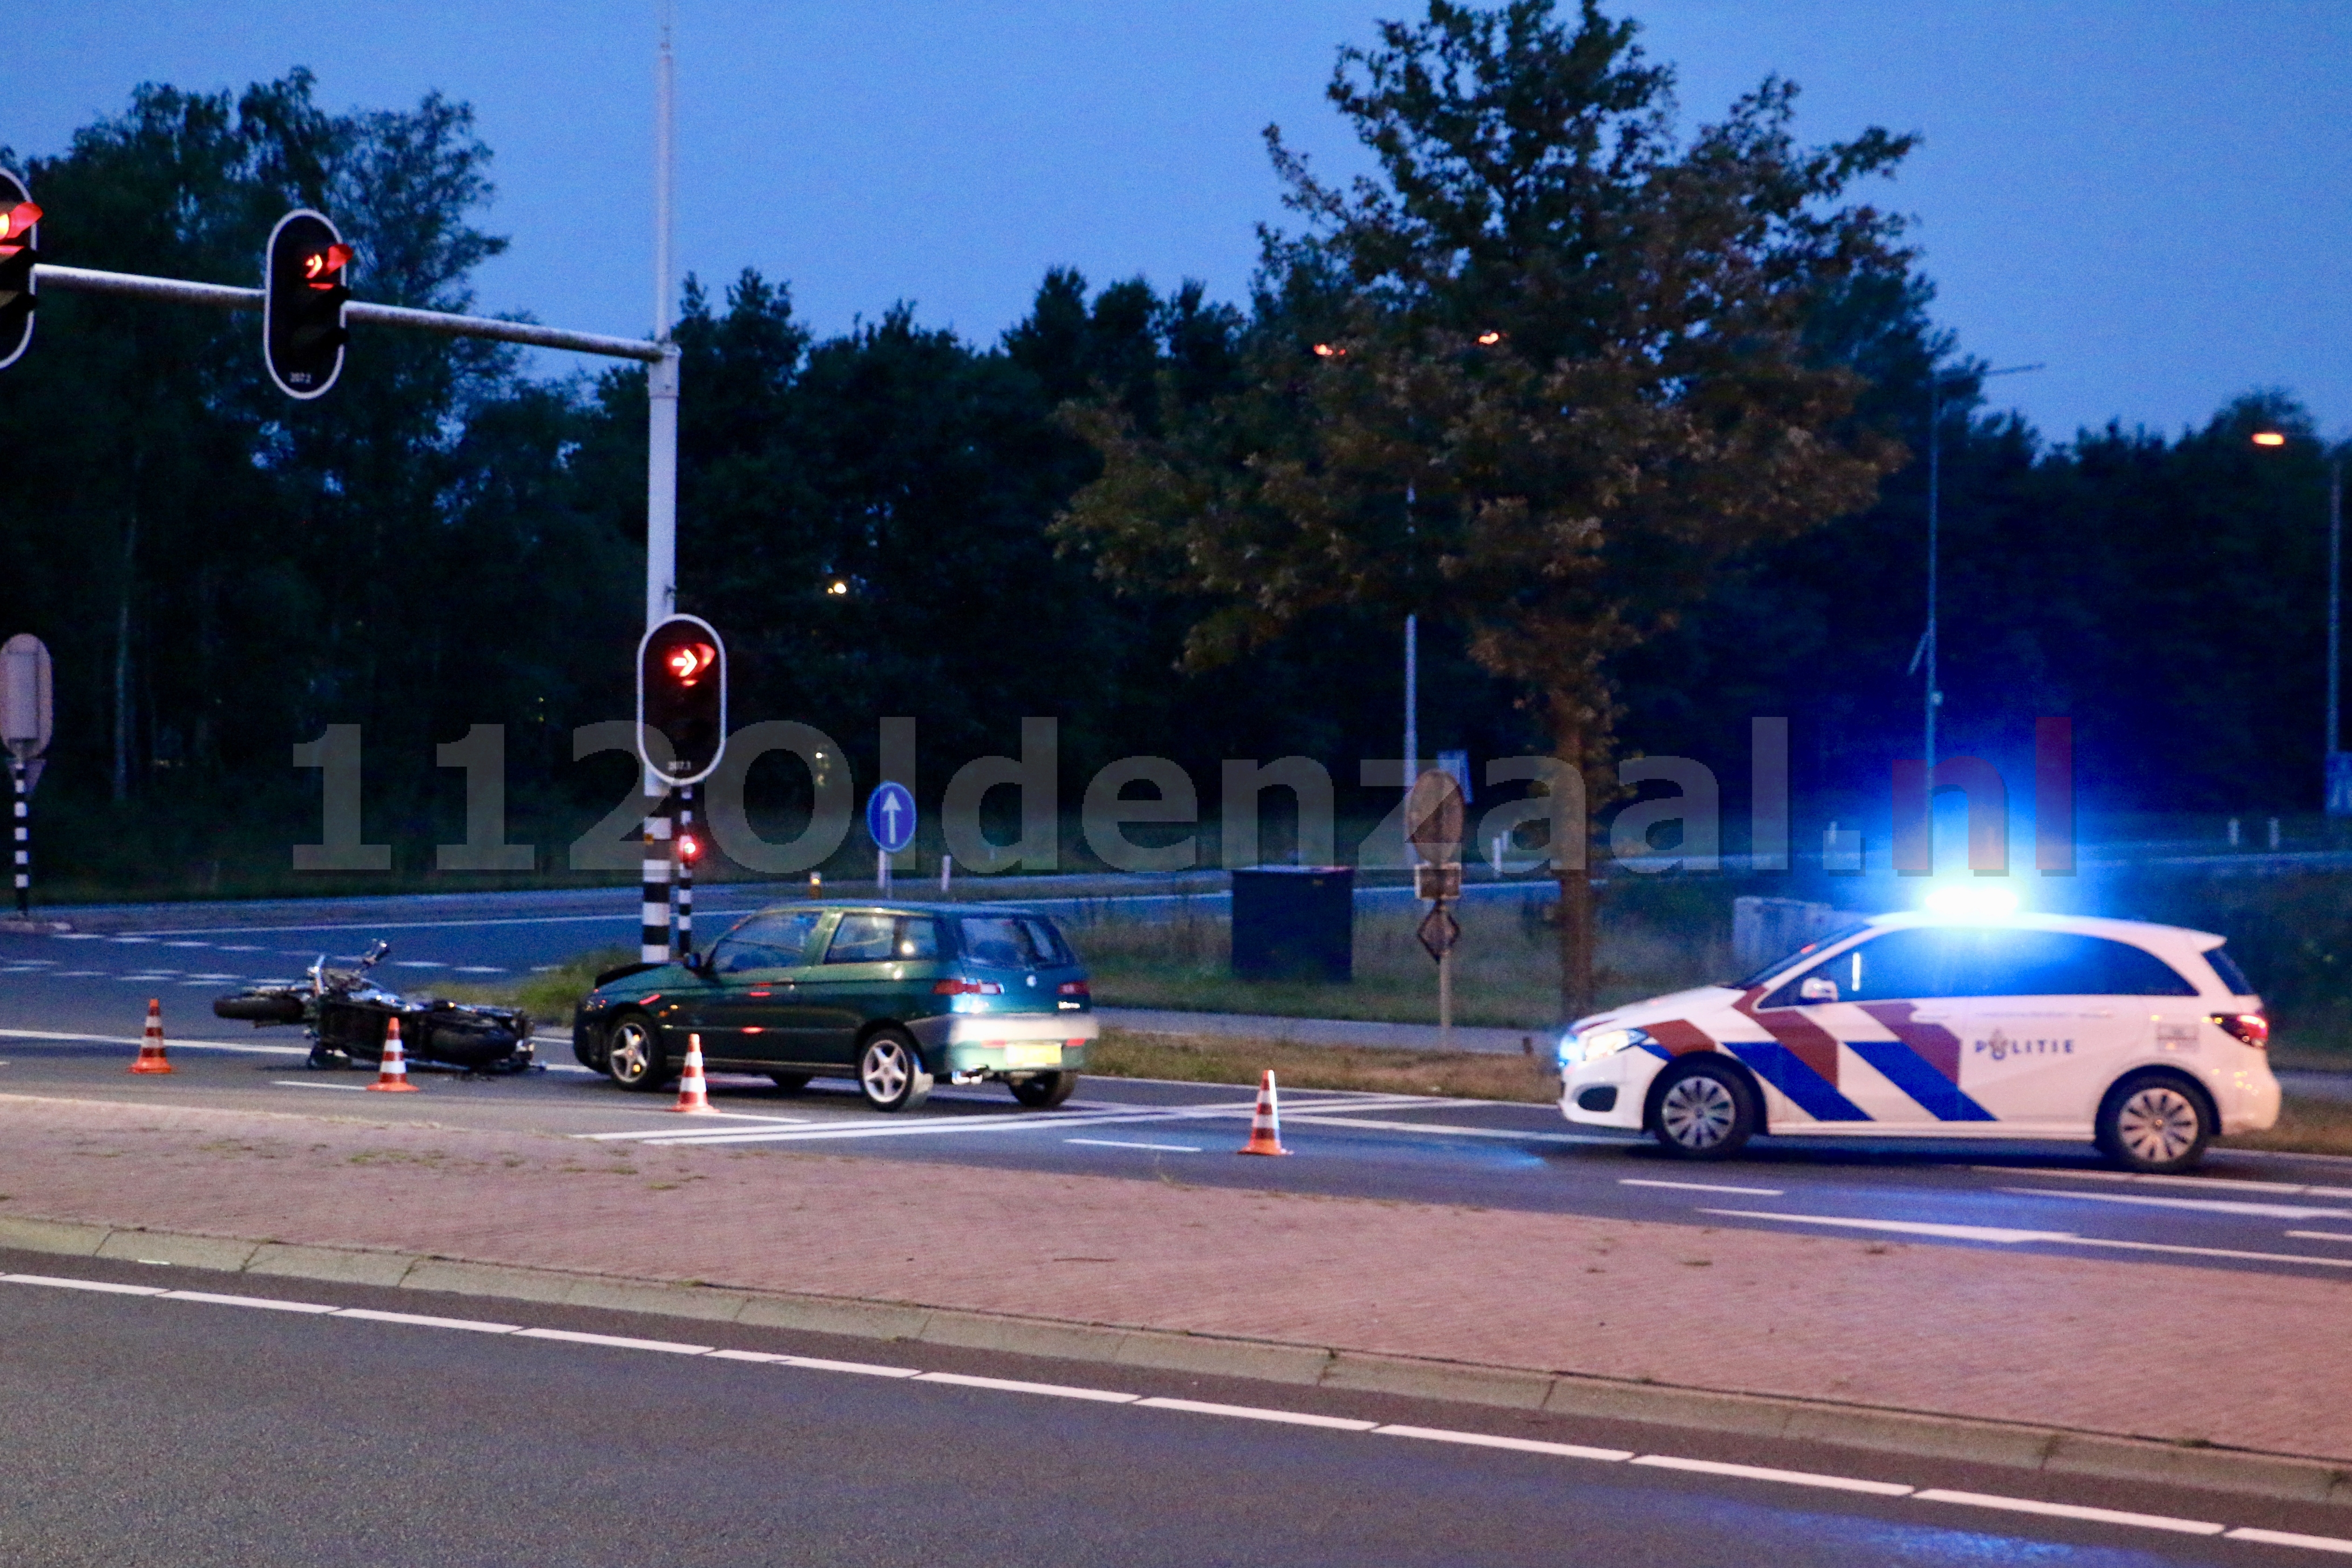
xmin=1230 ymin=866 xmax=1354 ymax=982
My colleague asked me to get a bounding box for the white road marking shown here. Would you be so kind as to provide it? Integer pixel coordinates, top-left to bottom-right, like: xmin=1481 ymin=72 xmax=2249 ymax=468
xmin=1619 ymin=1178 xmax=1785 ymax=1196
xmin=2226 ymin=1527 xmax=2352 ymax=1554
xmin=1137 ymin=1397 xmax=1380 ymax=1431
xmin=1985 ymin=1167 xmax=2352 ymax=1202
xmin=2001 ymin=1186 xmax=2352 ymax=1221
xmin=54 ymin=933 xmax=101 ymax=940
xmin=0 ymin=1028 xmax=311 ymax=1058
xmin=53 ymin=971 xmax=104 ymax=978
xmin=162 ymin=1290 xmax=338 ymax=1314
xmin=1274 ymin=1114 xmax=1625 ymax=1145
xmin=514 ymin=1326 xmax=711 ymax=1354
xmin=1911 ymin=1488 xmax=2222 ymax=1535
xmin=453 ymin=966 xmax=506 ymax=974
xmin=3 ymin=1273 xmax=166 ymax=1296
xmin=162 ymin=942 xmax=210 ymax=949
xmin=916 ymin=1371 xmax=1140 ymax=1403
xmin=1631 ymin=1454 xmax=1913 ymax=1496
xmin=272 ymin=1081 xmax=370 ymax=1093
xmin=392 ymin=961 xmax=447 ymax=970
xmin=1703 ymin=1210 xmax=2075 ymax=1245
xmin=1 ymin=1269 xmax=2344 ymax=1552
xmin=2287 ymin=1231 xmax=2352 ymax=1244
xmin=336 ymin=1308 xmax=520 ymax=1333
xmin=1375 ymin=1425 xmax=1633 ymax=1461
xmin=1065 ymin=1137 xmax=1203 ymax=1152
xmin=216 ymin=946 xmax=264 ymax=953
xmin=572 ymin=1110 xmax=818 ymax=1138
xmin=1705 ymin=1209 xmax=2352 ymax=1270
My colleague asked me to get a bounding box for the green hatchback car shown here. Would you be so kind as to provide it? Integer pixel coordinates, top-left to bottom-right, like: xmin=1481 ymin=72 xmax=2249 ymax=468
xmin=571 ymin=901 xmax=1097 ymax=1112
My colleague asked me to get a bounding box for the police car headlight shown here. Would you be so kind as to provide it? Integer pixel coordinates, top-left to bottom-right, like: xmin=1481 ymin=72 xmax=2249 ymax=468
xmin=1559 ymin=1026 xmax=1651 ymax=1068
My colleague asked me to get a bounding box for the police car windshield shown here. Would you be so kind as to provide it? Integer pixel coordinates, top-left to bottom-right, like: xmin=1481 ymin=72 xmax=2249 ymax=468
xmin=1730 ymin=921 xmax=1872 ymax=990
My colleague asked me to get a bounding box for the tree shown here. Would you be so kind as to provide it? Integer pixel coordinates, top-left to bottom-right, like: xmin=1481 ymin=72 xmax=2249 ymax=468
xmin=1058 ymin=0 xmax=1919 ymax=1014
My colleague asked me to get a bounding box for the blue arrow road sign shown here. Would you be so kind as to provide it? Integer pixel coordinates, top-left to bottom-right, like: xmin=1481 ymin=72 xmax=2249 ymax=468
xmin=866 ymin=781 xmax=916 ymax=855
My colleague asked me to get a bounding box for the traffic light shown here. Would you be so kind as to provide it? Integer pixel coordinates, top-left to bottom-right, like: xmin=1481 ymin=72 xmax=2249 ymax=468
xmin=637 ymin=614 xmax=728 ymax=785
xmin=0 ymin=170 xmax=40 ymax=372
xmin=264 ymin=209 xmax=352 ymax=399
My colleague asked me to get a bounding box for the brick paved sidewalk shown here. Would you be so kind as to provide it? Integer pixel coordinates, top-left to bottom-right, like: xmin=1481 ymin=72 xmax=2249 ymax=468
xmin=1 ymin=1093 xmax=2346 ymax=1462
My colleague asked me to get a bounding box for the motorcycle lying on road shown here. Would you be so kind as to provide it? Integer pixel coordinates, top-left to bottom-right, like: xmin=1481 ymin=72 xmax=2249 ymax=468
xmin=212 ymin=940 xmax=538 ymax=1074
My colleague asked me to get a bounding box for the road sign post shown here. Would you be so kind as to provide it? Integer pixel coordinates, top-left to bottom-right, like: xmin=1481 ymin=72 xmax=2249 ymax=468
xmin=2 ymin=634 xmax=54 ymax=921
xmin=1406 ymin=768 xmax=1467 ymax=1050
xmin=866 ymin=781 xmax=915 ymax=893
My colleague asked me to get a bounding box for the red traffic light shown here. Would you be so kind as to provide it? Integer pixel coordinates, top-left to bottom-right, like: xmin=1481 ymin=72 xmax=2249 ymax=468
xmin=0 ymin=202 xmax=40 ymax=244
xmin=676 ymin=831 xmax=703 ymax=864
xmin=304 ymin=243 xmax=353 ymax=289
xmin=664 ymin=642 xmax=716 ymax=686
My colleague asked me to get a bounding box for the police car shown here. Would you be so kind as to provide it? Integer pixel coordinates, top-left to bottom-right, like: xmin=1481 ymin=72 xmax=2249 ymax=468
xmin=1558 ymin=906 xmax=2278 ymax=1172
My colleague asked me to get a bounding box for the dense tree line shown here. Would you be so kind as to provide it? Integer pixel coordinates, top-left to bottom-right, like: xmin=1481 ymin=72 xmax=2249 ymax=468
xmin=0 ymin=25 xmax=2338 ymax=902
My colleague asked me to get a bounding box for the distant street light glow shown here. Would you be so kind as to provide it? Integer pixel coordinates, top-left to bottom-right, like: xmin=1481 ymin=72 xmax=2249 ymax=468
xmin=1311 ymin=343 xmax=1345 ymax=358
xmin=2253 ymin=431 xmax=2288 ymax=447
xmin=827 ymin=579 xmax=850 ymax=595
xmin=1475 ymin=331 xmax=1502 ymax=345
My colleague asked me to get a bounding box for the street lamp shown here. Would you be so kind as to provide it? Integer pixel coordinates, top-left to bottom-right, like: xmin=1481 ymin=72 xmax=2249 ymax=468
xmin=2250 ymin=429 xmax=2346 ymax=814
xmin=1919 ymin=361 xmax=2043 ymax=772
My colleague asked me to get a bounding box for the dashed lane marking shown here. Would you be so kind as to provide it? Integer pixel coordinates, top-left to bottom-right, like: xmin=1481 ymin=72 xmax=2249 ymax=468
xmin=1909 ymin=1488 xmax=2223 ymax=1536
xmin=1 ymin=1268 xmax=2347 ymax=1554
xmin=1702 ymin=1209 xmax=2352 ymax=1270
xmin=1618 ymin=1178 xmax=1785 ymax=1196
xmin=272 ymin=1081 xmax=371 ymax=1093
xmin=2000 ymin=1186 xmax=2352 ymax=1222
xmin=2286 ymin=1231 xmax=2352 ymax=1243
xmin=1065 ymin=1137 xmax=1203 ymax=1153
xmin=1980 ymin=1166 xmax=2352 ymax=1202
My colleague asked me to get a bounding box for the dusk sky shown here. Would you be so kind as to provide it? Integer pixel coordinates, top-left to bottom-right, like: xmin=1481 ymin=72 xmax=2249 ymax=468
xmin=18 ymin=0 xmax=2352 ymax=443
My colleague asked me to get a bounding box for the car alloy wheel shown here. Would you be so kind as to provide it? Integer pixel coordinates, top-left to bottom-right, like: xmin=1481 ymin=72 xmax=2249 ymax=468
xmin=1008 ymin=1071 xmax=1076 ymax=1109
xmin=2106 ymin=1080 xmax=2209 ymax=1172
xmin=606 ymin=1015 xmax=665 ymax=1091
xmin=858 ymin=1030 xmax=933 ymax=1113
xmin=1651 ymin=1060 xmax=1755 ymax=1160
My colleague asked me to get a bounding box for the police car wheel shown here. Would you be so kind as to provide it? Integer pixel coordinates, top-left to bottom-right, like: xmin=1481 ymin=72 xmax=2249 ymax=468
xmin=2097 ymin=1074 xmax=2211 ymax=1174
xmin=1650 ymin=1061 xmax=1756 ymax=1160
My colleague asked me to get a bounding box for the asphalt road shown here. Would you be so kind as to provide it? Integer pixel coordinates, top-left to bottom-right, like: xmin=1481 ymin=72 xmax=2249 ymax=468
xmin=2 ymin=1246 xmax=2344 ymax=1567
xmin=6 ymin=905 xmax=2352 ymax=1287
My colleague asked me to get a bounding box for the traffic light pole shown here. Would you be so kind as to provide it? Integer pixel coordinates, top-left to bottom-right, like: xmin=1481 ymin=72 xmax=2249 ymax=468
xmin=9 ymin=756 xmax=26 ymax=919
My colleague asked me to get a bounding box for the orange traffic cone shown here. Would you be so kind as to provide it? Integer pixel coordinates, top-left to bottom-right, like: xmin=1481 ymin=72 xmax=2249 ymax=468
xmin=366 ymin=1017 xmax=419 ymax=1092
xmin=1237 ymin=1068 xmax=1288 ymax=1156
xmin=670 ymin=1032 xmax=715 ymax=1114
xmin=129 ymin=998 xmax=173 ymax=1075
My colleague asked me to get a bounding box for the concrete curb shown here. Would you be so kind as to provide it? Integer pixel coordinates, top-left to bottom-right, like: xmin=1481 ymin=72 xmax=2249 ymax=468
xmin=4 ymin=1214 xmax=2345 ymax=1506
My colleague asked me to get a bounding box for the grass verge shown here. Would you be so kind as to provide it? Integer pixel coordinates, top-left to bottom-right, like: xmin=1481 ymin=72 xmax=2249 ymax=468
xmin=2220 ymin=1094 xmax=2352 ymax=1157
xmin=436 ymin=948 xmax=635 ymax=1024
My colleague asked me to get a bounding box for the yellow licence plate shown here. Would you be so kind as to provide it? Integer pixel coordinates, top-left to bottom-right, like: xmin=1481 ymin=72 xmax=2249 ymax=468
xmin=1005 ymin=1044 xmax=1063 ymax=1069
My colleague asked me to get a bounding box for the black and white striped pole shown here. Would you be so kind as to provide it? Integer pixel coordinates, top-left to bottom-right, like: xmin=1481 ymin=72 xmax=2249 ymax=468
xmin=9 ymin=757 xmax=26 ymax=919
xmin=676 ymin=784 xmax=696 ymax=956
xmin=639 ymin=785 xmax=672 ymax=963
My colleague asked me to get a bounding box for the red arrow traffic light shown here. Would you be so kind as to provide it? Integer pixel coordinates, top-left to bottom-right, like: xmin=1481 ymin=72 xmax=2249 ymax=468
xmin=637 ymin=615 xmax=728 ymax=785
xmin=264 ymin=210 xmax=351 ymax=399
xmin=0 ymin=173 xmax=39 ymax=371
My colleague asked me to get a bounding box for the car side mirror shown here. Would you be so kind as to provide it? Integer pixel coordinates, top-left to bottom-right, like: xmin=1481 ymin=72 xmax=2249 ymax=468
xmin=682 ymin=951 xmax=707 ymax=975
xmin=1799 ymin=976 xmax=1840 ymax=1003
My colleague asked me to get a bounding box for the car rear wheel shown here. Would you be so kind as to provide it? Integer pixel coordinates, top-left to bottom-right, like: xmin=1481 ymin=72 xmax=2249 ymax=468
xmin=605 ymin=1014 xmax=668 ymax=1091
xmin=2097 ymin=1074 xmax=2212 ymax=1173
xmin=1649 ymin=1060 xmax=1757 ymax=1161
xmin=858 ymin=1030 xmax=932 ymax=1113
xmin=1008 ymin=1072 xmax=1077 ymax=1109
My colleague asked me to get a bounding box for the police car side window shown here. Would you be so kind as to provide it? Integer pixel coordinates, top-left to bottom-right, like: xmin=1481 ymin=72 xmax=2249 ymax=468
xmin=1760 ymin=929 xmax=1957 ymax=1006
xmin=1970 ymin=931 xmax=2197 ymax=996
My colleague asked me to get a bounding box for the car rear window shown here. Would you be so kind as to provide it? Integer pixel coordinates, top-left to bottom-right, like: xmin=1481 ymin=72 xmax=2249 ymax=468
xmin=2204 ymin=945 xmax=2254 ymax=996
xmin=1771 ymin=927 xmax=2199 ymax=1003
xmin=957 ymin=915 xmax=1071 ymax=968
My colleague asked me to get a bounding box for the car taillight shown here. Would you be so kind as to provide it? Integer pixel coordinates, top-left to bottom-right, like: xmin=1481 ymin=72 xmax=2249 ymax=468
xmin=933 ymin=979 xmax=1003 ymax=996
xmin=1058 ymin=980 xmax=1089 ymax=997
xmin=2211 ymin=1012 xmax=2269 ymax=1048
